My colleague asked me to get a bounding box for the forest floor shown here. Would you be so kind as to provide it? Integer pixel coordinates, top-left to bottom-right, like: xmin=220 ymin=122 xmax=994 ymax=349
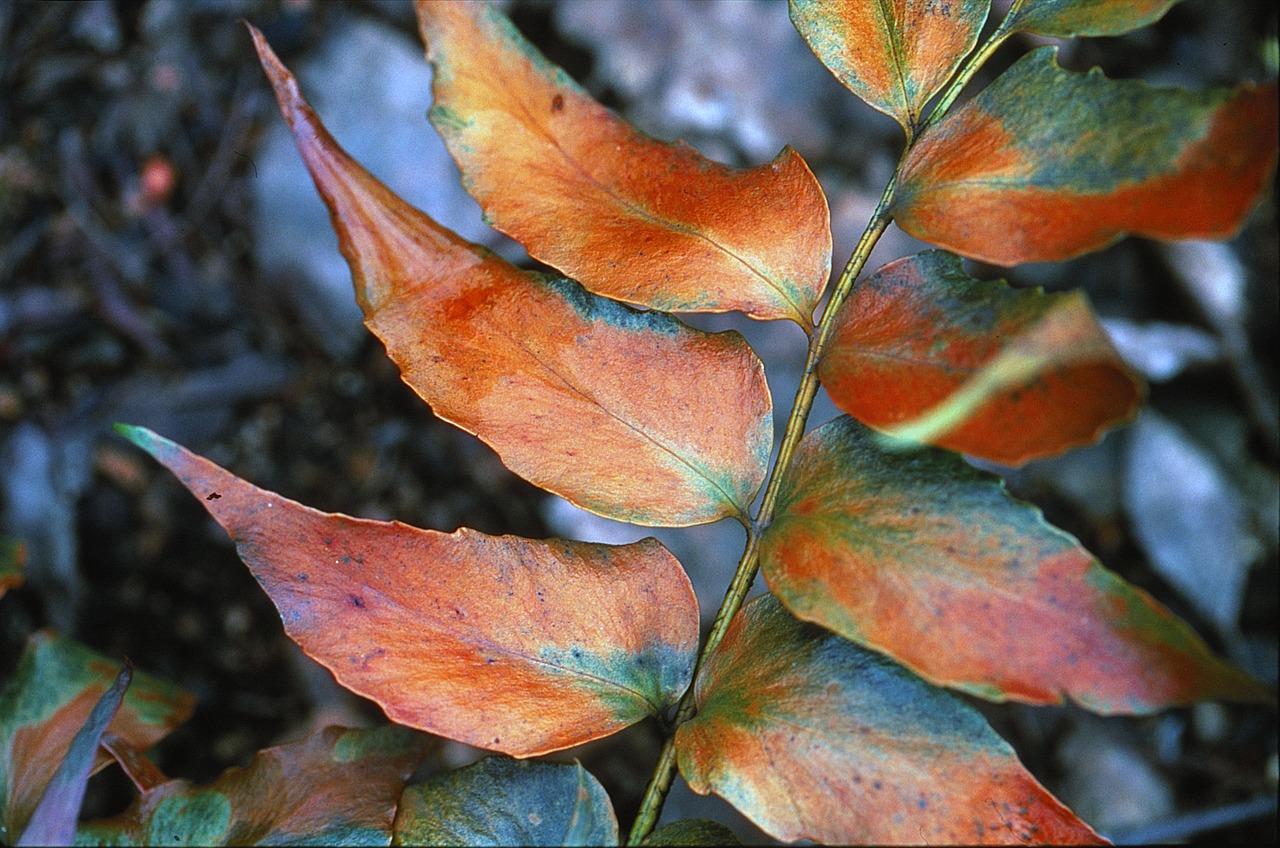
xmin=1 ymin=0 xmax=1276 ymax=842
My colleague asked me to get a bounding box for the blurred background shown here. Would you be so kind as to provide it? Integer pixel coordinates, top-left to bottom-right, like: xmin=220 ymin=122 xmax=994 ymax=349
xmin=1 ymin=0 xmax=1276 ymax=842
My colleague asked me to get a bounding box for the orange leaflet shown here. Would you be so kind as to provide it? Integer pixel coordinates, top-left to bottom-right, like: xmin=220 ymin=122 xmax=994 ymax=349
xmin=892 ymin=48 xmax=1278 ymax=265
xmin=790 ymin=0 xmax=989 ymax=137
xmin=416 ymin=1 xmax=831 ymax=328
xmin=1005 ymin=0 xmax=1183 ymax=37
xmin=760 ymin=417 xmax=1272 ymax=712
xmin=0 ymin=631 xmax=194 ymax=842
xmin=674 ymin=595 xmax=1107 ymax=845
xmin=251 ymin=26 xmax=771 ymax=527
xmin=818 ymin=251 xmax=1141 ymax=465
xmin=78 ymin=726 xmax=431 ymax=845
xmin=117 ymin=426 xmax=700 ymax=758
xmin=99 ymin=735 xmax=169 ymax=794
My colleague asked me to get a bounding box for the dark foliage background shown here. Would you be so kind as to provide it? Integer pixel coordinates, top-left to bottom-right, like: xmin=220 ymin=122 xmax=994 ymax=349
xmin=1 ymin=0 xmax=1275 ymax=842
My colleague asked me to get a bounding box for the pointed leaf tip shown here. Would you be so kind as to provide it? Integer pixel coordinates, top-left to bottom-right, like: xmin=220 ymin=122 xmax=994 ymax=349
xmin=78 ymin=726 xmax=431 ymax=846
xmin=893 ymin=49 xmax=1278 ymax=265
xmin=247 ymin=22 xmax=320 ymax=143
xmin=124 ymin=429 xmax=700 ymax=756
xmin=251 ymin=21 xmax=461 ymax=317
xmin=251 ymin=41 xmax=772 ymax=526
xmin=0 ymin=631 xmax=194 ymax=842
xmin=1006 ymin=0 xmax=1184 ymax=38
xmin=247 ymin=22 xmax=316 ymax=150
xmin=675 ymin=595 xmax=1107 ymax=844
xmin=417 ymin=0 xmax=830 ymax=325
xmin=113 ymin=422 xmax=157 ymax=452
xmin=17 ymin=665 xmax=131 ymax=847
xmin=819 ymin=252 xmax=1142 ymax=465
xmin=761 ymin=417 xmax=1271 ymax=713
xmin=790 ymin=0 xmax=990 ymax=137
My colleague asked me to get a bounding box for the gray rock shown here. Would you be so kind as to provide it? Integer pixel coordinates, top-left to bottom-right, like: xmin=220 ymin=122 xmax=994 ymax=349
xmin=253 ymin=18 xmax=517 ymax=360
xmin=1123 ymin=410 xmax=1256 ymax=638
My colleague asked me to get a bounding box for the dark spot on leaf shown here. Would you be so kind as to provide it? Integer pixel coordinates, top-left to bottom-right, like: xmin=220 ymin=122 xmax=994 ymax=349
xmin=296 ymin=573 xmax=308 ymax=581
xmin=205 ymin=492 xmax=221 ymax=500
xmin=551 ymin=93 xmax=564 ymax=113
xmin=349 ymin=594 xmax=365 ymax=609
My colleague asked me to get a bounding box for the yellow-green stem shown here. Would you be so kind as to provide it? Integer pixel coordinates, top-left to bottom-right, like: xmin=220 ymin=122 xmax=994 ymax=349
xmin=916 ymin=1 xmax=1020 ymax=138
xmin=625 ymin=178 xmax=896 ymax=846
xmin=626 ymin=9 xmax=1023 ymax=838
xmin=625 ymin=525 xmax=761 ymax=845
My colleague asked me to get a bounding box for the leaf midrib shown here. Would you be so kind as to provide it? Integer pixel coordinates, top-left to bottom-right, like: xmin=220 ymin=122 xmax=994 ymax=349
xmin=319 ymin=575 xmax=666 ymax=714
xmin=479 ymin=74 xmax=808 ymax=322
xmin=875 ymin=0 xmax=915 ymax=123
xmin=507 ymin=331 xmax=746 ymax=517
xmin=835 ymin=343 xmax=980 ymax=376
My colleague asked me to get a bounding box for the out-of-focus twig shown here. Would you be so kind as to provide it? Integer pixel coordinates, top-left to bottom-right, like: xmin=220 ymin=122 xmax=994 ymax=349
xmin=55 ymin=128 xmax=170 ymax=355
xmin=186 ymin=69 xmax=262 ymax=227
xmin=85 ymin=251 xmax=170 ymax=358
xmin=1106 ymin=794 xmax=1277 ymax=844
xmin=56 ymin=129 xmax=147 ymax=285
xmin=1161 ymin=240 xmax=1280 ymax=460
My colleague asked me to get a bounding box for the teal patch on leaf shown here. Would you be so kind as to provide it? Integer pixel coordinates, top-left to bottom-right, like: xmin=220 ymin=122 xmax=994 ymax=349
xmin=537 ymin=641 xmax=694 ymax=717
xmin=332 ymin=724 xmax=424 ymax=764
xmin=540 ymin=275 xmax=682 ymax=337
xmin=893 ymin=50 xmax=1278 ymax=265
xmin=76 ymin=726 xmax=430 ymax=846
xmin=790 ymin=0 xmax=990 ymax=137
xmin=147 ymin=792 xmax=233 ymax=846
xmin=993 ymin=49 xmax=1224 ymax=190
xmin=758 ymin=416 xmax=1270 ymax=712
xmin=1005 ymin=0 xmax=1183 ymax=37
xmin=427 ymin=104 xmax=474 ymax=134
xmin=674 ymin=595 xmax=1106 ymax=844
xmin=393 ymin=757 xmax=617 ymax=847
xmin=116 ymin=425 xmax=701 ymax=756
xmin=1 ymin=631 xmax=193 ymax=844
